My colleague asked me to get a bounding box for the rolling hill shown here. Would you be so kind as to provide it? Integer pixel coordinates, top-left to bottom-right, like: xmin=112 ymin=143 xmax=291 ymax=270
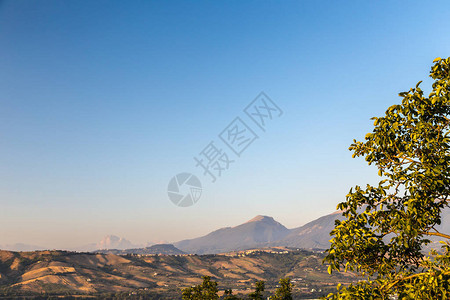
xmin=0 ymin=248 xmax=356 ymax=299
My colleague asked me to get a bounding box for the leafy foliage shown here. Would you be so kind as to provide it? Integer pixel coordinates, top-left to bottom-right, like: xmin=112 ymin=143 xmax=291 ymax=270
xmin=248 ymin=280 xmax=265 ymax=300
xmin=182 ymin=276 xmax=219 ymax=300
xmin=324 ymin=57 xmax=450 ymax=299
xmin=270 ymin=277 xmax=293 ymax=300
xmin=182 ymin=278 xmax=268 ymax=300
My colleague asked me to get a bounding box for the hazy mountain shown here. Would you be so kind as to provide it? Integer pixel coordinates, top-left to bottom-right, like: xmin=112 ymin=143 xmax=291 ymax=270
xmin=96 ymin=244 xmax=185 ymax=255
xmin=273 ymin=211 xmax=343 ymax=249
xmin=172 ymin=212 xmax=345 ymax=254
xmin=0 ymin=243 xmax=46 ymax=252
xmin=275 ymin=208 xmax=450 ymax=251
xmin=3 ymin=236 xmax=162 ymax=253
xmin=174 ymin=215 xmax=290 ymax=254
xmin=70 ymin=235 xmax=140 ymax=252
xmin=96 ymin=235 xmax=134 ymax=250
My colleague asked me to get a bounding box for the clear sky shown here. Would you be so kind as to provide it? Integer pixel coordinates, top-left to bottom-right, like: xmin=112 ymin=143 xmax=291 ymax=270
xmin=1 ymin=0 xmax=450 ymax=249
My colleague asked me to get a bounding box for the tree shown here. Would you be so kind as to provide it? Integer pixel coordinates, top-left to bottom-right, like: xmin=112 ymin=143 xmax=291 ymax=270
xmin=181 ymin=276 xmax=219 ymax=300
xmin=223 ymin=289 xmax=241 ymax=300
xmin=270 ymin=277 xmax=292 ymax=300
xmin=248 ymin=281 xmax=265 ymax=300
xmin=324 ymin=57 xmax=450 ymax=299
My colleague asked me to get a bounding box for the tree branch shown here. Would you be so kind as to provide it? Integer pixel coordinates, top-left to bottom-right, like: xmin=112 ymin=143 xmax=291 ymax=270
xmin=420 ymin=231 xmax=450 ymax=239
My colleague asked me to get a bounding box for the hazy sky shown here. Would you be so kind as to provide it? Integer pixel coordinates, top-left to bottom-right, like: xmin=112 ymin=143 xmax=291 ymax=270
xmin=1 ymin=1 xmax=450 ymax=249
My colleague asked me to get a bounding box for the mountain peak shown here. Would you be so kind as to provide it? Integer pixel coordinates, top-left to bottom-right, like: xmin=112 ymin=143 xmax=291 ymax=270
xmin=96 ymin=235 xmax=134 ymax=250
xmin=175 ymin=215 xmax=290 ymax=254
xmin=246 ymin=215 xmax=274 ymax=223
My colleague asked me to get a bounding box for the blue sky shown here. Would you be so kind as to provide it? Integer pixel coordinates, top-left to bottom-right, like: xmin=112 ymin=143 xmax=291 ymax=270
xmin=1 ymin=0 xmax=450 ymax=248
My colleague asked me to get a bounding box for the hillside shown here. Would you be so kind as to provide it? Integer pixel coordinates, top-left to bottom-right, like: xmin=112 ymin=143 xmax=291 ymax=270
xmin=0 ymin=248 xmax=357 ymax=299
xmin=273 ymin=211 xmax=343 ymax=249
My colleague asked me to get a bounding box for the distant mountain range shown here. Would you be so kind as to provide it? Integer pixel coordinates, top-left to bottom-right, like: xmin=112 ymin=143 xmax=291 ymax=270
xmin=174 ymin=215 xmax=291 ymax=254
xmin=110 ymin=214 xmax=342 ymax=255
xmin=5 ymin=209 xmax=450 ymax=254
xmin=0 ymin=235 xmax=156 ymax=253
xmin=0 ymin=213 xmax=346 ymax=254
xmin=97 ymin=244 xmax=186 ymax=255
xmin=172 ymin=209 xmax=450 ymax=254
xmin=89 ymin=213 xmax=340 ymax=255
xmin=172 ymin=213 xmax=341 ymax=254
xmin=0 ymin=243 xmax=47 ymax=252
